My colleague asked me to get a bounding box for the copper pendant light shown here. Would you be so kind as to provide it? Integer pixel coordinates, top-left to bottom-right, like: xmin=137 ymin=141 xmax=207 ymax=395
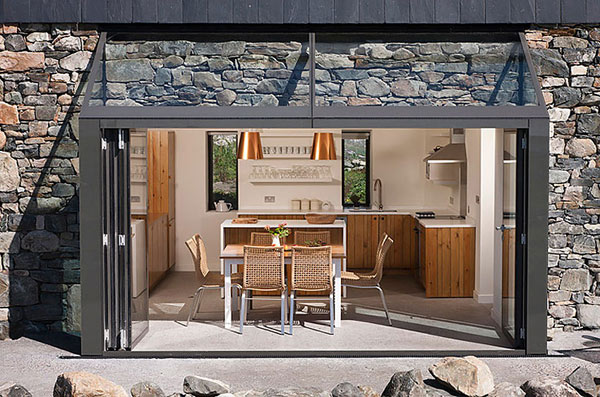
xmin=237 ymin=131 xmax=263 ymax=160
xmin=310 ymin=132 xmax=337 ymax=160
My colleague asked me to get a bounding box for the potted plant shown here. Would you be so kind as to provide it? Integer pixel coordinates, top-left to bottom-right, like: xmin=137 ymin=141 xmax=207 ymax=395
xmin=265 ymin=223 xmax=290 ymax=246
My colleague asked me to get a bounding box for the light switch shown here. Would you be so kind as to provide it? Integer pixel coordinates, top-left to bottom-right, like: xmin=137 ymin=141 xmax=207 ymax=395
xmin=475 ymin=195 xmax=480 ymax=204
xmin=264 ymin=196 xmax=275 ymax=203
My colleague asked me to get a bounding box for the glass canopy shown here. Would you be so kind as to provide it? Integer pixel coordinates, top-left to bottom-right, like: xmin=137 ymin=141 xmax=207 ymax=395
xmin=82 ymin=32 xmax=544 ymax=114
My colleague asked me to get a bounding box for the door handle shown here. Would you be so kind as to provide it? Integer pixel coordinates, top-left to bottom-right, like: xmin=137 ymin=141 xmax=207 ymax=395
xmin=496 ymin=225 xmax=508 ymax=232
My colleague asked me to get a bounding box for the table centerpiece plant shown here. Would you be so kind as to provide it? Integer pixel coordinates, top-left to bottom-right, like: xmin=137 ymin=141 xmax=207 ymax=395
xmin=265 ymin=223 xmax=290 ymax=246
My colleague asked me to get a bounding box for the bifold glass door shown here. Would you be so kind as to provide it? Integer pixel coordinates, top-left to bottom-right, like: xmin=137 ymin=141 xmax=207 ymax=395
xmin=499 ymin=129 xmax=526 ymax=347
xmin=102 ymin=128 xmax=148 ymax=350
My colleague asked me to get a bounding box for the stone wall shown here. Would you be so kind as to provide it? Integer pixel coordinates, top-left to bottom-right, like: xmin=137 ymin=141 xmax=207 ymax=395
xmin=527 ymin=27 xmax=600 ymax=333
xmin=0 ymin=24 xmax=97 ymax=338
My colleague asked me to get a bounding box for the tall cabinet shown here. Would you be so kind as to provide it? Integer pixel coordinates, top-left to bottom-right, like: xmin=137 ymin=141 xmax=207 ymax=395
xmin=146 ymin=130 xmax=176 ymax=289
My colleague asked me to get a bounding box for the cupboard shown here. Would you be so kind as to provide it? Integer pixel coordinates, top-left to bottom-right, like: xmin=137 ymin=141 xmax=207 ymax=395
xmin=417 ymin=226 xmax=475 ymax=298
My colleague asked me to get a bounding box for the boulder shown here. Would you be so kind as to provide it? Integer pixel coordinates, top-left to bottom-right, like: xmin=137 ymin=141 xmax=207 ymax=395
xmin=331 ymin=382 xmax=362 ymax=397
xmin=59 ymin=51 xmax=92 ymax=71
xmin=428 ymin=356 xmax=494 ymax=397
xmin=216 ymin=90 xmax=236 ymax=106
xmin=0 ymin=152 xmax=19 ymax=192
xmin=21 ymin=230 xmax=59 ymax=253
xmin=520 ymin=377 xmax=580 ymax=397
xmin=0 ymin=383 xmax=32 ymax=397
xmin=183 ymin=376 xmax=230 ymax=397
xmin=357 ymin=385 xmax=379 ymax=397
xmin=560 ymin=269 xmax=592 ymax=291
xmin=381 ymin=370 xmax=426 ymax=397
xmin=357 ymin=77 xmax=390 ymax=97
xmin=488 ymin=382 xmax=525 ymax=397
xmin=0 ymin=102 xmax=18 ymax=125
xmin=0 ymin=51 xmax=45 ymax=71
xmin=565 ymin=366 xmax=596 ymax=397
xmin=53 ymin=371 xmax=127 ymax=397
xmin=131 ymin=381 xmax=166 ymax=397
xmin=565 ymin=138 xmax=597 ymax=157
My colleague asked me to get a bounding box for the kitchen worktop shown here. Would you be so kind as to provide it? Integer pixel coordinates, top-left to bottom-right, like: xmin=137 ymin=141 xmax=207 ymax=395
xmin=221 ymin=219 xmax=346 ymax=228
xmin=416 ymin=218 xmax=476 ymax=229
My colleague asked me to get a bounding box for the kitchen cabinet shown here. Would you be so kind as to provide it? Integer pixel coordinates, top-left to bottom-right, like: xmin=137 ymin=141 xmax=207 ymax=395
xmin=417 ymin=226 xmax=475 ymax=298
xmin=146 ymin=130 xmax=176 ymax=289
xmin=346 ymin=214 xmax=417 ymax=273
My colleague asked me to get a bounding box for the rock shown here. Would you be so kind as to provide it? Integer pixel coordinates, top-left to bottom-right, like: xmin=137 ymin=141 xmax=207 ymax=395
xmin=0 ymin=153 xmax=20 ymax=191
xmin=521 ymin=377 xmax=580 ymax=397
xmin=59 ymin=51 xmax=92 ymax=71
xmin=548 ymin=305 xmax=576 ymax=319
xmin=565 ymin=138 xmax=596 ymax=157
xmin=216 ymin=89 xmax=236 ymax=106
xmin=531 ymin=49 xmax=569 ymax=77
xmin=106 ymin=59 xmax=155 ymax=82
xmin=333 ymin=69 xmax=370 ymax=80
xmin=392 ymin=48 xmax=415 ymax=60
xmin=565 ymin=366 xmax=596 ymax=397
xmin=428 ymin=356 xmax=494 ymax=397
xmin=578 ymin=114 xmax=600 ymax=135
xmin=549 ymin=170 xmax=570 ymax=184
xmin=21 ymin=230 xmax=59 ymax=252
xmin=381 ymin=369 xmax=426 ymax=397
xmin=554 ymin=87 xmax=581 ymax=107
xmin=207 ymin=57 xmax=233 ymax=71
xmin=193 ymin=72 xmax=222 ymax=89
xmin=131 ymin=381 xmax=166 ymax=397
xmin=331 ymin=383 xmax=362 ymax=397
xmin=9 ymin=275 xmax=38 ymax=306
xmin=391 ymin=79 xmax=426 ymax=97
xmin=0 ymin=232 xmax=19 ymax=253
xmin=487 ymin=382 xmax=524 ymax=397
xmin=54 ymin=36 xmax=81 ymax=51
xmin=357 ymin=77 xmax=390 ymax=97
xmin=66 ymin=285 xmax=81 ymax=333
xmin=183 ymin=376 xmax=230 ymax=397
xmin=53 ymin=371 xmax=127 ymax=397
xmin=0 ymin=383 xmax=32 ymax=397
xmin=357 ymin=385 xmax=379 ymax=397
xmin=0 ymin=51 xmax=44 ymax=71
xmin=0 ymin=130 xmax=5 ymax=149
xmin=155 ymin=68 xmax=172 ymax=86
xmin=255 ymin=79 xmax=287 ymax=94
xmin=0 ymin=102 xmax=19 ymax=125
xmin=419 ymin=71 xmax=444 ymax=83
xmin=553 ymin=36 xmax=589 ymax=49
xmin=369 ymin=45 xmax=393 ymax=59
xmin=577 ymin=304 xmax=600 ymax=328
xmin=315 ymin=54 xmax=354 ymax=69
xmin=164 ymin=55 xmax=184 ymax=68
xmin=560 ymin=269 xmax=592 ymax=291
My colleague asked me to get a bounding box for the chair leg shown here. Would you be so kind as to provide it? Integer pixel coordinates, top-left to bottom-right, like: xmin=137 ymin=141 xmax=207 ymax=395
xmin=376 ymin=285 xmax=392 ymax=326
xmin=248 ymin=290 xmax=253 ymax=310
xmin=329 ymin=292 xmax=335 ymax=335
xmin=289 ymin=291 xmax=295 ymax=335
xmin=186 ymin=288 xmax=203 ymax=327
xmin=239 ymin=290 xmax=247 ymax=334
xmin=280 ymin=289 xmax=286 ymax=335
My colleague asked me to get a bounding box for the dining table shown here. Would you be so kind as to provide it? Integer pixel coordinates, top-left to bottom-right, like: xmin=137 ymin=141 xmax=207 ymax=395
xmin=219 ymin=219 xmax=347 ymax=329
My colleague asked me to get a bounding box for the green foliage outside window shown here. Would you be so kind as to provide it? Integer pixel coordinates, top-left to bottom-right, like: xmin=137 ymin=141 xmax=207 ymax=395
xmin=210 ymin=134 xmax=238 ymax=207
xmin=343 ymin=138 xmax=368 ymax=206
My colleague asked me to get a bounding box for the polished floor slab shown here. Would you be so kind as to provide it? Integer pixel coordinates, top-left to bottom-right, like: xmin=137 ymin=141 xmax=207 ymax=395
xmin=133 ymin=272 xmax=511 ymax=352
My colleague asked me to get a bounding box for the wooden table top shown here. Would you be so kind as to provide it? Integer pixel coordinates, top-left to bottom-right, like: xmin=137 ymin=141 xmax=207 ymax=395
xmin=220 ymin=244 xmax=346 ymax=259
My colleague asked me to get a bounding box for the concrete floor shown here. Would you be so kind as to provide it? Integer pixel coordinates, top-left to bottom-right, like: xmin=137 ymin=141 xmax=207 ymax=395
xmin=134 ymin=272 xmax=511 ymax=352
xmin=1 ymin=331 xmax=599 ymax=396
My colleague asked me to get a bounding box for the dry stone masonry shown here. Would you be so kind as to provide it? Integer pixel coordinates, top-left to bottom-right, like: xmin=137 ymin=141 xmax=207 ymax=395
xmin=0 ymin=23 xmax=98 ymax=339
xmin=527 ymin=27 xmax=600 ymax=334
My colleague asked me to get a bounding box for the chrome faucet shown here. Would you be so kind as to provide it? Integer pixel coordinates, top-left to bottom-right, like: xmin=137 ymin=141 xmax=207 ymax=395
xmin=374 ymin=178 xmax=383 ymax=210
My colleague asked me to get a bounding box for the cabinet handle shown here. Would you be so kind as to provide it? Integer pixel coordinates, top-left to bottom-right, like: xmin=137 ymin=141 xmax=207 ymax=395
xmin=373 ymin=216 xmax=377 ymax=221
xmin=380 ymin=216 xmax=384 ymax=221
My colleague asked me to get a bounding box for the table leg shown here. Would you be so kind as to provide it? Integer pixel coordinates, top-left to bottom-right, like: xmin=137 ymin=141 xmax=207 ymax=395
xmin=224 ymin=259 xmax=232 ymax=329
xmin=334 ymin=258 xmax=342 ymax=328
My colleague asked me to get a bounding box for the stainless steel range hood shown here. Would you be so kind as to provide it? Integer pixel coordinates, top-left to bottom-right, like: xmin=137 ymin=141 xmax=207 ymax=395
xmin=423 ymin=129 xmax=466 ymax=164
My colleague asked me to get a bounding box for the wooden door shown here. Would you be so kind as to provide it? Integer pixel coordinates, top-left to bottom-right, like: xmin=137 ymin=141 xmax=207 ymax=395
xmin=346 ymin=215 xmax=379 ymax=269
xmin=379 ymin=215 xmax=418 ymax=272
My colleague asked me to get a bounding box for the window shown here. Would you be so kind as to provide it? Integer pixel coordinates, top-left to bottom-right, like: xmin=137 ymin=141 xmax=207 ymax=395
xmin=342 ymin=132 xmax=370 ymax=207
xmin=208 ymin=132 xmax=238 ymax=210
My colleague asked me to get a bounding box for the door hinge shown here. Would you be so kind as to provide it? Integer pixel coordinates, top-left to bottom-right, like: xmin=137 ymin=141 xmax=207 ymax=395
xmin=102 ymin=234 xmax=109 ymax=246
xmin=521 ymin=136 xmax=527 ymax=150
xmin=520 ymin=328 xmax=525 ymax=339
xmin=118 ymin=234 xmax=126 ymax=246
xmin=101 ymin=137 xmax=108 ymax=150
xmin=521 ymin=233 xmax=527 ymax=245
xmin=118 ymin=129 xmax=125 ymax=150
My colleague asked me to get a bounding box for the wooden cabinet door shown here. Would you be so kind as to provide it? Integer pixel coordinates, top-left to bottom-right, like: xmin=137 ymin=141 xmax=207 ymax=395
xmin=346 ymin=215 xmax=379 ymax=269
xmin=378 ymin=215 xmax=418 ymax=272
xmin=418 ymin=224 xmax=426 ymax=287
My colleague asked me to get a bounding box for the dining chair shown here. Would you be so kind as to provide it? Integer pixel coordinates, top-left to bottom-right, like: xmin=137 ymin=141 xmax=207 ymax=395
xmin=341 ymin=233 xmax=394 ymax=326
xmin=250 ymin=232 xmax=274 ymax=246
xmin=294 ymin=230 xmax=331 ymax=246
xmin=240 ymin=245 xmax=287 ymax=335
xmin=289 ymin=246 xmax=334 ymax=335
xmin=185 ymin=234 xmax=242 ymax=326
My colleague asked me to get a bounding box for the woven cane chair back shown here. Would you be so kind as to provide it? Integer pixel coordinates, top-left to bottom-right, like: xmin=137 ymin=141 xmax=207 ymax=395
xmin=294 ymin=231 xmax=331 ymax=246
xmin=291 ymin=246 xmax=333 ymax=291
xmin=250 ymin=232 xmax=274 ymax=246
xmin=243 ymin=245 xmax=285 ymax=290
xmin=185 ymin=234 xmax=209 ymax=279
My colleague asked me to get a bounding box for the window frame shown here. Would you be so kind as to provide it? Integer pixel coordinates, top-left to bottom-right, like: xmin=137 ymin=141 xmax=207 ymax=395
xmin=341 ymin=132 xmax=371 ymax=208
xmin=207 ymin=131 xmax=239 ymax=211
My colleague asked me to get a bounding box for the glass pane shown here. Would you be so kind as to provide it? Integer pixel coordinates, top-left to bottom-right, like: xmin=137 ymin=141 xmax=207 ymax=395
xmin=210 ymin=134 xmax=238 ymax=209
xmin=502 ymin=130 xmax=517 ymax=340
xmin=315 ymin=34 xmax=537 ymax=107
xmin=90 ymin=34 xmax=309 ymax=107
xmin=343 ymin=138 xmax=368 ymax=206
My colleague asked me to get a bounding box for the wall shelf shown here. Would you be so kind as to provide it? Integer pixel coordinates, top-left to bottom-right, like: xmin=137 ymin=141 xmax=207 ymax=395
xmin=248 ymin=164 xmax=333 ymax=183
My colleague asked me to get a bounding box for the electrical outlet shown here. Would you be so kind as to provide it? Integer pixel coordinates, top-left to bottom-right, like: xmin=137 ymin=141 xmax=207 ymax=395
xmin=264 ymin=196 xmax=275 ymax=203
xmin=475 ymin=195 xmax=480 ymax=204
xmin=449 ymin=196 xmax=454 ymax=205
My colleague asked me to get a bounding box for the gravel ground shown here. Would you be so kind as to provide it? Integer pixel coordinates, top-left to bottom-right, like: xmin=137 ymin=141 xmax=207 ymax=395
xmin=1 ymin=330 xmax=599 ymax=396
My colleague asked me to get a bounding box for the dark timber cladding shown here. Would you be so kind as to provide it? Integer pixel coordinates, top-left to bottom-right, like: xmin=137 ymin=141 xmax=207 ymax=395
xmin=1 ymin=0 xmax=599 ymax=24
